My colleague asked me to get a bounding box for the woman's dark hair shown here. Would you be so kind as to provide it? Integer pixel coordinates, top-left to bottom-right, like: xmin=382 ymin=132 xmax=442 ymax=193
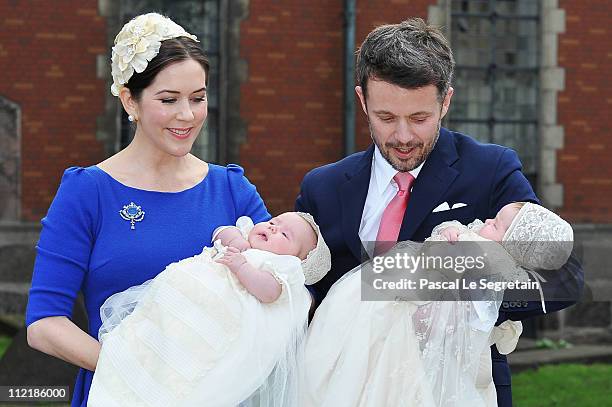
xmin=125 ymin=36 xmax=209 ymax=101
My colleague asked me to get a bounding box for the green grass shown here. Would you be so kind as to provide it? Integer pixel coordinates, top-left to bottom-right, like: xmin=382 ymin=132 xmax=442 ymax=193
xmin=0 ymin=335 xmax=70 ymax=406
xmin=0 ymin=337 xmax=608 ymax=407
xmin=0 ymin=335 xmax=12 ymax=359
xmin=513 ymin=364 xmax=612 ymax=407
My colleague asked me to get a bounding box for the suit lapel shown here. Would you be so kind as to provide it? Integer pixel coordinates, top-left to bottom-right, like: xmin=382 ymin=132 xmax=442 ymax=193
xmin=399 ymin=129 xmax=459 ymax=240
xmin=339 ymin=145 xmax=374 ymax=261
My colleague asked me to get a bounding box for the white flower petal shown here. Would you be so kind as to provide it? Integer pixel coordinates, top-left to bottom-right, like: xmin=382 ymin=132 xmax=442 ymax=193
xmin=116 ymin=38 xmax=135 ymax=48
xmin=135 ymin=38 xmax=149 ymax=53
xmin=117 ymin=65 xmax=134 ymax=83
xmin=141 ymin=44 xmax=160 ymax=61
xmin=131 ymin=55 xmax=148 ymax=73
xmin=111 ymin=83 xmax=121 ymax=96
xmin=118 ymin=59 xmax=129 ymax=71
xmin=146 ymin=34 xmax=162 ymax=44
xmin=114 ymin=43 xmax=126 ymax=55
xmin=111 ymin=12 xmax=198 ymax=97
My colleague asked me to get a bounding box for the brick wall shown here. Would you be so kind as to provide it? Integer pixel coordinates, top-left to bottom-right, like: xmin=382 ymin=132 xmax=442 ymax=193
xmin=0 ymin=1 xmax=107 ymax=221
xmin=557 ymin=0 xmax=611 ymax=223
xmin=11 ymin=0 xmax=604 ymax=224
xmin=238 ymin=0 xmax=433 ymax=215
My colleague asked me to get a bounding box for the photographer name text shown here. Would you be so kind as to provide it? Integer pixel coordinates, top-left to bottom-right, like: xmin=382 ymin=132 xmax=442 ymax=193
xmin=372 ymin=278 xmax=540 ymax=292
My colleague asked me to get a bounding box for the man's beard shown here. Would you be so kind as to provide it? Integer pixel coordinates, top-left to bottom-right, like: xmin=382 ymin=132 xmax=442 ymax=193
xmin=369 ymin=119 xmax=441 ymax=172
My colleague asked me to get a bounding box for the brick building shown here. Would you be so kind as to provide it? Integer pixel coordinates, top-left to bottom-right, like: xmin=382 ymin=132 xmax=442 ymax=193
xmin=0 ymin=0 xmax=610 ymax=335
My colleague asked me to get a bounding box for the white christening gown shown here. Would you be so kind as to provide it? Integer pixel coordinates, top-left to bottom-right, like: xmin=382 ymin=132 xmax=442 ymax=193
xmin=88 ymin=240 xmax=310 ymax=407
xmin=302 ymin=221 xmax=527 ymax=407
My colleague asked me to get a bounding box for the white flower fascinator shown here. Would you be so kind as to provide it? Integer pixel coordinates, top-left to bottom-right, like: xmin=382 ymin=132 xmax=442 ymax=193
xmin=110 ymin=13 xmax=198 ymax=96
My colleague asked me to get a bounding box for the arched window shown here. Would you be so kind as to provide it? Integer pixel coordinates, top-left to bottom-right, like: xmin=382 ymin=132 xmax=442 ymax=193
xmin=0 ymin=96 xmax=21 ymax=221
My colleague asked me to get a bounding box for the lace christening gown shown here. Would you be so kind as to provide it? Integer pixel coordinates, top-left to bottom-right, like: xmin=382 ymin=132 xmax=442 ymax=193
xmin=88 ymin=242 xmax=310 ymax=407
xmin=302 ymin=221 xmax=527 ymax=407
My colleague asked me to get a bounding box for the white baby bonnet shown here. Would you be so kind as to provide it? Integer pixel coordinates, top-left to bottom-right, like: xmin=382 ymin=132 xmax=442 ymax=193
xmin=295 ymin=212 xmax=331 ymax=285
xmin=501 ymin=202 xmax=573 ymax=270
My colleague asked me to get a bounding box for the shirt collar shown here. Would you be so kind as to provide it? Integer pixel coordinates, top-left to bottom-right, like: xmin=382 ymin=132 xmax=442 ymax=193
xmin=372 ymin=145 xmax=424 ymax=195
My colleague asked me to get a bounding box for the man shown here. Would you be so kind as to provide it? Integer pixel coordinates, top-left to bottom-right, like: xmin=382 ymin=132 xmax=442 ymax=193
xmin=296 ymin=18 xmax=582 ymax=406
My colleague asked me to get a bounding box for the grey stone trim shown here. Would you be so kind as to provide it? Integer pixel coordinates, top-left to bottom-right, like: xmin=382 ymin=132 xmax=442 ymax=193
xmin=430 ymin=0 xmax=566 ymax=209
xmin=428 ymin=0 xmax=451 ymax=39
xmin=224 ymin=0 xmax=250 ymax=164
xmin=97 ymin=0 xmax=122 ymax=156
xmin=0 ymin=96 xmax=21 ymax=221
xmin=0 ymin=222 xmax=40 ymax=247
xmin=428 ymin=0 xmax=451 ymax=128
xmin=573 ymin=224 xmax=612 ymax=233
xmin=542 ymin=125 xmax=564 ymax=149
xmin=539 ymin=0 xmax=565 ymax=208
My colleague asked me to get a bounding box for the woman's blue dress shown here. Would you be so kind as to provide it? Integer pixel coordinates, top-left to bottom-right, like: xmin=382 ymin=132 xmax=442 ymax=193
xmin=25 ymin=164 xmax=270 ymax=407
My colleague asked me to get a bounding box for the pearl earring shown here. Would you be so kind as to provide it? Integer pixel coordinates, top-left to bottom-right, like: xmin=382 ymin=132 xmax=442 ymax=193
xmin=128 ymin=115 xmax=135 ymax=122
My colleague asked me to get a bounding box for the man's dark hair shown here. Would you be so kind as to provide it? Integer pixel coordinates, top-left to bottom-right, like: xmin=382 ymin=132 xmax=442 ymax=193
xmin=125 ymin=37 xmax=209 ymax=101
xmin=356 ymin=18 xmax=454 ymax=103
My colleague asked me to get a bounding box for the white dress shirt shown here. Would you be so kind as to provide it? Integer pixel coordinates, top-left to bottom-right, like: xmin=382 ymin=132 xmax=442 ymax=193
xmin=358 ymin=146 xmax=424 ymax=256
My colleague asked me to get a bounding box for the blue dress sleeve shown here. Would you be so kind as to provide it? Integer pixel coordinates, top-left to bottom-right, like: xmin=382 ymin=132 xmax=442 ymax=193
xmin=25 ymin=167 xmax=99 ymax=327
xmin=226 ymin=164 xmax=271 ymax=223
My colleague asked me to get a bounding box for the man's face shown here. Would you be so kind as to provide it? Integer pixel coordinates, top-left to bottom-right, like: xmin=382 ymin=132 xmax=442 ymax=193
xmin=356 ymin=80 xmax=453 ymax=172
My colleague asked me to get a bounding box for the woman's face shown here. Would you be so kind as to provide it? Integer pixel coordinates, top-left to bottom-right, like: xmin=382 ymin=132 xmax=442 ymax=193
xmin=133 ymin=59 xmax=208 ymax=157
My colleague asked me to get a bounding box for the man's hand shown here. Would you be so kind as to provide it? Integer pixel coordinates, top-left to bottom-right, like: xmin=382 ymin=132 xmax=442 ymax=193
xmin=440 ymin=226 xmax=460 ymax=244
xmin=216 ymin=247 xmax=248 ymax=273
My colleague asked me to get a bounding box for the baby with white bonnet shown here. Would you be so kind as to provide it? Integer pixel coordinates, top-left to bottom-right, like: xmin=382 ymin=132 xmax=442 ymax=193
xmin=434 ymin=201 xmax=574 ymax=405
xmin=213 ymin=211 xmax=331 ymax=302
xmin=303 ymin=202 xmax=573 ymax=407
xmin=88 ymin=212 xmax=331 ymax=407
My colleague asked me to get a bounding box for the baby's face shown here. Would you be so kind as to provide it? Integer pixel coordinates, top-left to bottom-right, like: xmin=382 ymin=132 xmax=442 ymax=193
xmin=477 ymin=203 xmax=520 ymax=242
xmin=248 ymin=212 xmax=317 ymax=260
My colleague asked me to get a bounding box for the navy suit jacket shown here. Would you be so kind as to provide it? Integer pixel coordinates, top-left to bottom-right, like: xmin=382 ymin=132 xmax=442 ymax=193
xmin=296 ymin=128 xmax=583 ymax=407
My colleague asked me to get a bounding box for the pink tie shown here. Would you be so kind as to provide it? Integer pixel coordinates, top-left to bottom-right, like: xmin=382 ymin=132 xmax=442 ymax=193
xmin=375 ymin=172 xmax=415 ymax=254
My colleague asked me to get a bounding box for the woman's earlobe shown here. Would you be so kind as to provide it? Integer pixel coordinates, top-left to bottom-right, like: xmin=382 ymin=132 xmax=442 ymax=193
xmin=119 ymin=87 xmax=138 ymax=120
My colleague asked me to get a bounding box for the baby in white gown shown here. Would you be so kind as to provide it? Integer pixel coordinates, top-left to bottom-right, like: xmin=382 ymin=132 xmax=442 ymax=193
xmin=88 ymin=212 xmax=331 ymax=407
xmin=303 ymin=202 xmax=573 ymax=407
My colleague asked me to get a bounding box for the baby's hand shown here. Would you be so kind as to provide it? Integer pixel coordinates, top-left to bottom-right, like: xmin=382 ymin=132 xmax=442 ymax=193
xmin=227 ymin=238 xmax=251 ymax=252
xmin=216 ymin=227 xmax=251 ymax=252
xmin=440 ymin=226 xmax=460 ymax=244
xmin=216 ymin=247 xmax=248 ymax=273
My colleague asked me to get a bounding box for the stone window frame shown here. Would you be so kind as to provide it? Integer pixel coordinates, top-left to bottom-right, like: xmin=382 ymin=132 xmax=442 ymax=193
xmin=0 ymin=96 xmax=21 ymax=222
xmin=96 ymin=0 xmax=227 ymax=163
xmin=429 ymin=0 xmax=565 ymax=209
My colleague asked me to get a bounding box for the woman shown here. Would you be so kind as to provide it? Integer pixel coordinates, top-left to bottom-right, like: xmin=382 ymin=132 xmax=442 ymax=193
xmin=25 ymin=13 xmax=269 ymax=407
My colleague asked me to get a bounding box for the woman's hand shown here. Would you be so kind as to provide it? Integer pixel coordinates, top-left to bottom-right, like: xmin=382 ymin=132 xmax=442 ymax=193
xmin=216 ymin=247 xmax=248 ymax=273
